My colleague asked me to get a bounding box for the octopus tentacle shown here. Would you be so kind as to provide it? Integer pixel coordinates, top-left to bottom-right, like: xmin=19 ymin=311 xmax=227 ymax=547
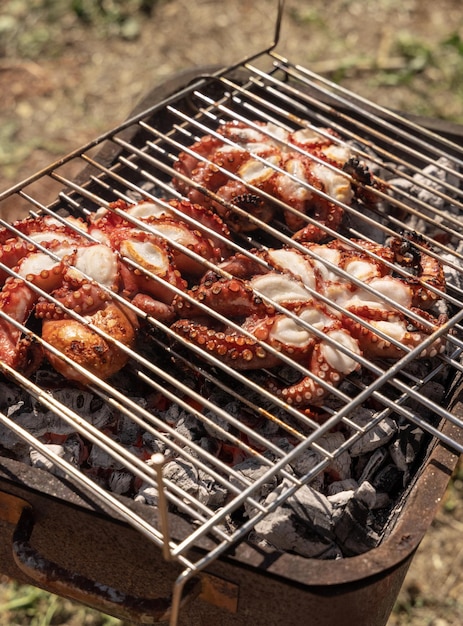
xmin=35 ymin=283 xmax=111 ymax=319
xmin=267 ymin=328 xmax=362 ymax=407
xmin=109 ymin=227 xmax=187 ymax=305
xmin=173 ymin=277 xmax=275 ymax=318
xmin=171 ymin=317 xmax=281 ymax=370
xmin=173 ymin=120 xmax=359 ymax=238
xmin=41 ymin=301 xmax=137 ymax=384
xmin=342 ymin=310 xmax=447 ymax=360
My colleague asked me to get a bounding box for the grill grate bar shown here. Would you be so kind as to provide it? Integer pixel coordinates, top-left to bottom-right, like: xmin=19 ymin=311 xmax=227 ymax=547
xmin=269 ymin=54 xmax=463 ymax=165
xmin=0 ymin=29 xmax=462 ymax=618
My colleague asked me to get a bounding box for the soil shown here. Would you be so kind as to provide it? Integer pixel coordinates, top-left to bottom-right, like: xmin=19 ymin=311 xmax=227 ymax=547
xmin=1 ymin=1 xmax=463 ymax=624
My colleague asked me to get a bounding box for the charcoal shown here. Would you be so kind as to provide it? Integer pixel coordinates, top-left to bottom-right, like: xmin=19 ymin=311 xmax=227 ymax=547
xmin=354 ymin=481 xmax=377 ymax=509
xmin=318 ymin=432 xmax=351 ymax=481
xmin=373 ymin=492 xmax=392 ymax=509
xmin=288 ymin=445 xmax=325 ymax=488
xmin=231 ymin=458 xmax=282 ymax=518
xmin=87 ymin=440 xmax=125 ymax=470
xmin=162 ymin=458 xmax=227 ymax=509
xmin=371 ymin=464 xmax=403 ymax=494
xmin=0 ymin=382 xmax=27 ymax=411
xmin=348 ymin=410 xmax=397 ymax=456
xmin=62 ymin=434 xmax=85 ymax=466
xmin=158 ymin=402 xmax=189 ymax=426
xmin=141 ymin=431 xmax=170 ymax=455
xmin=8 ymin=410 xmax=74 ymax=438
xmin=175 ymin=414 xmax=207 ymax=443
xmin=289 ymin=431 xmax=351 ymax=488
xmin=328 ymin=489 xmax=355 ymax=525
xmin=134 ymin=481 xmax=159 ymax=506
xmin=202 ymin=401 xmax=250 ymax=440
xmin=30 ymin=445 xmax=66 ymax=473
xmin=29 ymin=441 xmax=81 ymax=476
xmin=327 ymin=479 xmax=359 ymax=496
xmin=389 ymin=157 xmax=460 ymax=216
xmin=357 ymin=448 xmax=388 ymax=484
xmin=334 ymin=490 xmax=381 ymax=556
xmin=253 ymin=479 xmax=337 ymax=558
xmin=33 ymin=388 xmax=114 ymax=431
xmin=389 ymin=421 xmax=425 ymax=484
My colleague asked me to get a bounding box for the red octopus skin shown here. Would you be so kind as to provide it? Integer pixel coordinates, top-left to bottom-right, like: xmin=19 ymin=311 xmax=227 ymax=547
xmin=173 ymin=120 xmax=357 ymax=240
xmin=89 ymin=198 xmax=232 ymax=266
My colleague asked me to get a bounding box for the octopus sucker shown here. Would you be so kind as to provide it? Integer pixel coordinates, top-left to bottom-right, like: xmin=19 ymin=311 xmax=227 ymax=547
xmin=0 ymin=201 xmax=232 ymax=381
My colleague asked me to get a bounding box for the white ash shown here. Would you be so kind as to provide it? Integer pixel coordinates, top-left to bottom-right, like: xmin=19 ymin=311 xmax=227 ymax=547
xmin=86 ymin=440 xmax=131 ymax=470
xmin=442 ymin=248 xmax=463 ymax=295
xmin=253 ymin=478 xmax=339 ymax=559
xmin=388 ymin=157 xmax=460 ymax=227
xmin=134 ymin=481 xmax=159 ymax=506
xmin=347 ymin=410 xmax=397 ymax=457
xmin=355 ymin=480 xmax=378 ymax=508
xmin=288 ymin=432 xmax=351 ymax=490
xmin=162 ymin=458 xmax=228 ymax=509
xmin=230 ymin=457 xmax=283 ymax=519
xmin=156 ymin=402 xmax=189 ymax=426
xmin=0 ymin=364 xmax=437 ymax=562
xmin=316 ymin=432 xmax=351 ymax=481
xmin=116 ymin=403 xmax=147 ymax=445
xmin=29 ymin=438 xmax=81 ymax=476
xmin=0 ymin=387 xmax=115 ymax=445
xmin=108 ymin=470 xmax=134 ymax=495
xmin=327 ymin=479 xmax=359 ymax=496
xmin=328 ymin=489 xmax=356 ymax=525
xmin=33 ymin=388 xmax=114 ymax=431
xmin=141 ymin=431 xmax=170 ymax=456
xmin=170 ymin=414 xmax=223 ymax=461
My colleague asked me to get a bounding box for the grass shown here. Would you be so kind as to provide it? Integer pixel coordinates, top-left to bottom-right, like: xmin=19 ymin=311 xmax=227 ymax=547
xmin=0 ymin=578 xmax=127 ymax=626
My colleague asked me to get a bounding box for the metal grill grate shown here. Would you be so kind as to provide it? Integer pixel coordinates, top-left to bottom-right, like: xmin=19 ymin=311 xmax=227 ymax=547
xmin=1 ymin=4 xmax=463 ymax=623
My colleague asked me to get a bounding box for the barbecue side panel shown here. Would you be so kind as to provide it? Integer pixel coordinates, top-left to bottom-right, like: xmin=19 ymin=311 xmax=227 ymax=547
xmin=0 ymin=474 xmax=412 ymax=626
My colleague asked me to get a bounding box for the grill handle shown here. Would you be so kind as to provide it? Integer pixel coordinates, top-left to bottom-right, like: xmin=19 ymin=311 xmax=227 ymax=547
xmin=4 ymin=495 xmax=201 ymax=624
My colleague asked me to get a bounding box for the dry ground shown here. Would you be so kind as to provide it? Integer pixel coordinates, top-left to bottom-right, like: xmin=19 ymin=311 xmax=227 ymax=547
xmin=1 ymin=1 xmax=463 ymax=624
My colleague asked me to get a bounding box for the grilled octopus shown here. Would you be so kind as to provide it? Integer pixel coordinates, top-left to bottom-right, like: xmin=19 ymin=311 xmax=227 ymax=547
xmin=0 ymin=199 xmax=231 ymax=383
xmin=171 ymin=232 xmax=447 ymax=408
xmin=173 ymin=120 xmax=385 ymax=241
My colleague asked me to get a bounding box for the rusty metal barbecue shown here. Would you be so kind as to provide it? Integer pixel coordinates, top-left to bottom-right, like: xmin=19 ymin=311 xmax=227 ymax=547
xmin=0 ymin=2 xmax=463 ymax=624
